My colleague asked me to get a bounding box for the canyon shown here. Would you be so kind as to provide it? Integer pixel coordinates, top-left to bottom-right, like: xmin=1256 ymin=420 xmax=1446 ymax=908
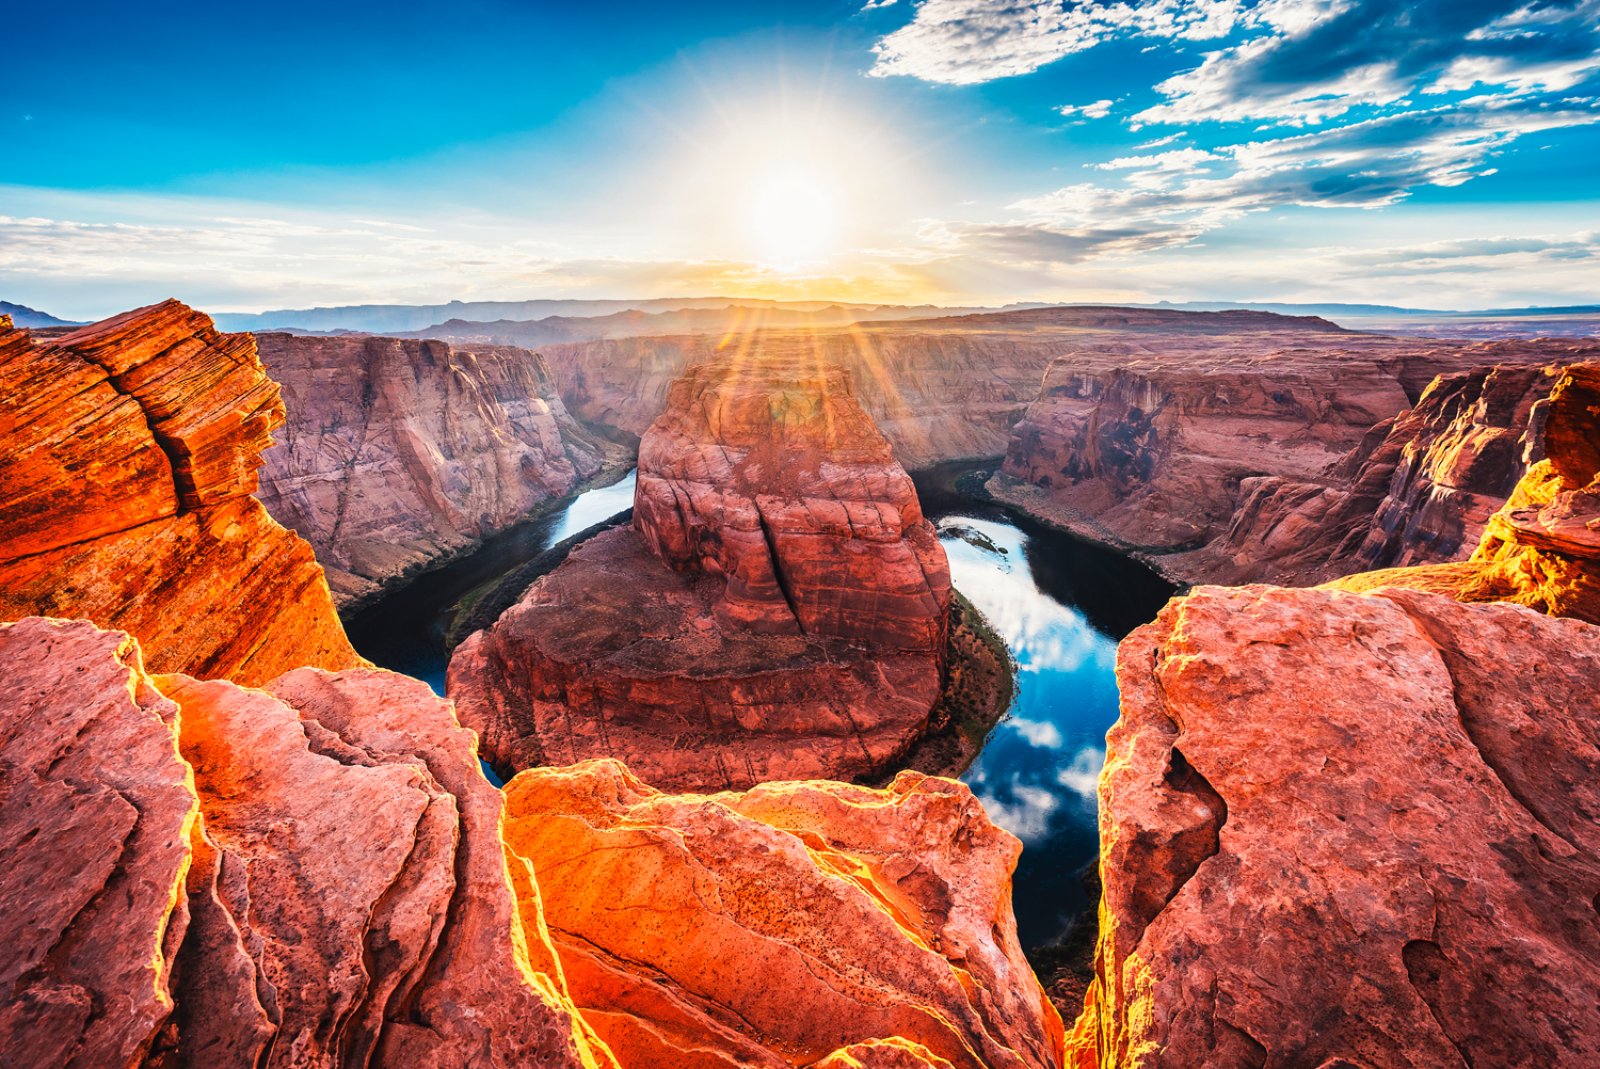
xmin=252 ymin=333 xmax=610 ymax=609
xmin=991 ymin=333 xmax=1600 ymax=587
xmin=448 ymin=354 xmax=956 ymax=790
xmin=3 ymin=297 xmax=1598 ymax=1069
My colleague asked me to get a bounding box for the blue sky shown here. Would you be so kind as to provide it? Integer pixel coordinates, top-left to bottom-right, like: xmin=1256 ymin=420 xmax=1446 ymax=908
xmin=4 ymin=0 xmax=1599 ymax=318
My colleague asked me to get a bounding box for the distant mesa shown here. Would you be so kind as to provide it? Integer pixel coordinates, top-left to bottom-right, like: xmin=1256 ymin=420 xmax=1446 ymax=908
xmin=448 ymin=352 xmax=954 ymax=790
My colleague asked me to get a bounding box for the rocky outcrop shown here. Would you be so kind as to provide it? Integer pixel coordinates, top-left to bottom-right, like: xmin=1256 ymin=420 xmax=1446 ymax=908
xmin=254 ymin=333 xmax=607 ymax=608
xmin=540 ymin=307 xmax=1352 ymax=470
xmin=992 ymin=336 xmax=1599 ymax=585
xmin=449 ymin=354 xmax=952 ymax=790
xmin=1072 ymin=583 xmax=1600 ymax=1068
xmin=1331 ymin=361 xmax=1600 ymax=623
xmin=0 ymin=616 xmax=611 ymax=1068
xmin=502 ymin=759 xmax=1064 ymax=1069
xmin=0 ymin=303 xmax=359 ymax=686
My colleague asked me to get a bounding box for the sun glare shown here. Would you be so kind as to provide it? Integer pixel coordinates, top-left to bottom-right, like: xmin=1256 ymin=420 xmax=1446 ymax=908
xmin=742 ymin=170 xmax=841 ymax=267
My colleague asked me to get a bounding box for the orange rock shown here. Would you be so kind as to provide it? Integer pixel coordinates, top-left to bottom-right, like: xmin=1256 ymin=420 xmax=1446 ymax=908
xmin=0 ymin=618 xmax=196 ymax=1069
xmin=0 ymin=301 xmax=359 ymax=686
xmin=502 ymin=759 xmax=1064 ymax=1069
xmin=450 ymin=355 xmax=951 ymax=790
xmin=1076 ymin=583 xmax=1600 ymax=1067
xmin=0 ymin=615 xmax=611 ymax=1068
xmin=1328 ymin=361 xmax=1600 ymax=624
xmin=254 ymin=334 xmax=606 ymax=608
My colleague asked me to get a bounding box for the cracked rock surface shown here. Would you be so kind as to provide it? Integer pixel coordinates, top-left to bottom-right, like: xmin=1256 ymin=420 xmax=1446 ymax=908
xmin=1071 ymin=583 xmax=1600 ymax=1068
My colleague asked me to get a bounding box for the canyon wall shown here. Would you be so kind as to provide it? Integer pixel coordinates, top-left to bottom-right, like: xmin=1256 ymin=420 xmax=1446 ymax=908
xmin=254 ymin=333 xmax=607 ymax=608
xmin=0 ymin=304 xmax=359 ymax=686
xmin=449 ymin=354 xmax=953 ymax=790
xmin=538 ymin=308 xmax=1351 ymax=470
xmin=993 ymin=336 xmax=1599 ymax=585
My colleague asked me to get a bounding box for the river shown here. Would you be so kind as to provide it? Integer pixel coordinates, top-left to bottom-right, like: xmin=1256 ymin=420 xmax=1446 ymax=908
xmin=346 ymin=461 xmax=1174 ymax=951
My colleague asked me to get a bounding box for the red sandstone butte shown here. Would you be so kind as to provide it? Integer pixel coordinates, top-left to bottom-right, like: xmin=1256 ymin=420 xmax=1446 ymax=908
xmin=1070 ymin=583 xmax=1600 ymax=1068
xmin=0 ymin=303 xmax=359 ymax=686
xmin=254 ymin=333 xmax=606 ymax=608
xmin=503 ymin=758 xmax=1064 ymax=1069
xmin=449 ymin=354 xmax=952 ymax=790
xmin=0 ymin=616 xmax=611 ymax=1069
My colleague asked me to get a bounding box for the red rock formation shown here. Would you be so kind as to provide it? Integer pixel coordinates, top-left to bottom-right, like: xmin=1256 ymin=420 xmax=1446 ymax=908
xmin=0 ymin=303 xmax=359 ymax=686
xmin=0 ymin=616 xmax=610 ymax=1068
xmin=502 ymin=759 xmax=1064 ymax=1069
xmin=992 ymin=336 xmax=1597 ymax=584
xmin=1074 ymin=583 xmax=1600 ymax=1068
xmin=450 ymin=354 xmax=952 ymax=790
xmin=0 ymin=619 xmax=195 ymax=1069
xmin=254 ymin=333 xmax=607 ymax=608
xmin=1331 ymin=361 xmax=1600 ymax=623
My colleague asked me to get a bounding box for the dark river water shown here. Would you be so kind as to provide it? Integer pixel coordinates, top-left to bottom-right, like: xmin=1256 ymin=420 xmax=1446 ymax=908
xmin=346 ymin=461 xmax=1174 ymax=951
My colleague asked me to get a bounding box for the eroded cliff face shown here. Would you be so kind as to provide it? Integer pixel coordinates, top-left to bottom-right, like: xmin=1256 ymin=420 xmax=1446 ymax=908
xmin=449 ymin=354 xmax=953 ymax=791
xmin=254 ymin=333 xmax=606 ymax=608
xmin=0 ymin=617 xmax=612 ymax=1069
xmin=503 ymin=759 xmax=1064 ymax=1069
xmin=993 ymin=336 xmax=1597 ymax=585
xmin=1331 ymin=361 xmax=1600 ymax=624
xmin=539 ymin=308 xmax=1352 ymax=470
xmin=1073 ymin=583 xmax=1600 ymax=1068
xmin=0 ymin=304 xmax=359 ymax=686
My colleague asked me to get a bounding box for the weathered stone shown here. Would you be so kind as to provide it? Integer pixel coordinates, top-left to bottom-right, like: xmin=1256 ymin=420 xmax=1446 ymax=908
xmin=503 ymin=759 xmax=1064 ymax=1069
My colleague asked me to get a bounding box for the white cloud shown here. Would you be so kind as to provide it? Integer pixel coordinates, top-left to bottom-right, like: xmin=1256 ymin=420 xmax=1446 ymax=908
xmin=976 ymin=782 xmax=1062 ymax=842
xmin=1057 ymin=747 xmax=1105 ymax=798
xmin=1059 ymin=98 xmax=1115 ymax=120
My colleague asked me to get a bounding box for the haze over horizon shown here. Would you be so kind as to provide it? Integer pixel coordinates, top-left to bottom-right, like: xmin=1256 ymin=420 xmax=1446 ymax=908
xmin=6 ymin=0 xmax=1600 ymax=321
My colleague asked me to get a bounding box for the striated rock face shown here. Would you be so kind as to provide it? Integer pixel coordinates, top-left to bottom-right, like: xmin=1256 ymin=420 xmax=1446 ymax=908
xmin=255 ymin=334 xmax=606 ymax=608
xmin=450 ymin=355 xmax=952 ymax=791
xmin=539 ymin=308 xmax=1350 ymax=470
xmin=0 ymin=616 xmax=610 ymax=1069
xmin=1074 ymin=583 xmax=1600 ymax=1068
xmin=1328 ymin=361 xmax=1600 ymax=624
xmin=0 ymin=303 xmax=359 ymax=686
xmin=993 ymin=336 xmax=1598 ymax=585
xmin=634 ymin=358 xmax=949 ymax=648
xmin=503 ymin=759 xmax=1064 ymax=1069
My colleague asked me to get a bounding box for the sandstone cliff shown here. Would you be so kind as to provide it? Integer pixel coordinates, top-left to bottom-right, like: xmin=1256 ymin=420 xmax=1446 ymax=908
xmin=991 ymin=337 xmax=1598 ymax=585
xmin=1331 ymin=361 xmax=1600 ymax=624
xmin=0 ymin=617 xmax=612 ymax=1069
xmin=254 ymin=333 xmax=607 ymax=608
xmin=449 ymin=354 xmax=953 ymax=790
xmin=504 ymin=759 xmax=1064 ymax=1069
xmin=1070 ymin=583 xmax=1600 ymax=1068
xmin=0 ymin=303 xmax=359 ymax=686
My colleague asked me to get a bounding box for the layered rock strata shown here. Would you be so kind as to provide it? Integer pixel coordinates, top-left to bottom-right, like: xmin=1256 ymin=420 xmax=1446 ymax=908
xmin=450 ymin=355 xmax=953 ymax=790
xmin=539 ymin=307 xmax=1357 ymax=469
xmin=1331 ymin=361 xmax=1600 ymax=623
xmin=254 ymin=334 xmax=607 ymax=608
xmin=0 ymin=304 xmax=358 ymax=686
xmin=0 ymin=617 xmax=611 ymax=1069
xmin=503 ymin=759 xmax=1064 ymax=1069
xmin=1071 ymin=583 xmax=1600 ymax=1068
xmin=992 ymin=337 xmax=1598 ymax=585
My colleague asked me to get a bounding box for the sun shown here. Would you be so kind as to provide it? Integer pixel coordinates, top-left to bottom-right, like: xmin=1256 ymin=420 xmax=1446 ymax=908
xmin=741 ymin=170 xmax=841 ymax=267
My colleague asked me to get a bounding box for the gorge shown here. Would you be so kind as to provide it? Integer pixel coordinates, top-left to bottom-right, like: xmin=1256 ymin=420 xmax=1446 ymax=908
xmin=3 ymin=300 xmax=1598 ymax=1068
